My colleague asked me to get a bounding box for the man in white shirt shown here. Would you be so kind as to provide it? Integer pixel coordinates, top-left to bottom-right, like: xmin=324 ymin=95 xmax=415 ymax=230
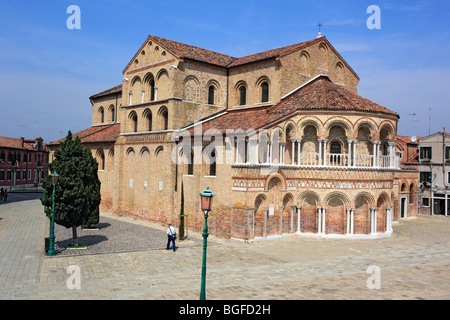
xmin=166 ymin=223 xmax=177 ymax=251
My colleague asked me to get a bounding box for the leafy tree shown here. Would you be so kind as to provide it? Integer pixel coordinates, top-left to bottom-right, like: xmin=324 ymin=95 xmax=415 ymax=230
xmin=42 ymin=131 xmax=101 ymax=245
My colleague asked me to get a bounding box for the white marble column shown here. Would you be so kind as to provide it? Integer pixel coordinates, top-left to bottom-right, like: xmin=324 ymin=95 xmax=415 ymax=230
xmin=297 ymin=207 xmax=301 ymax=233
xmin=386 ymin=206 xmax=392 ymax=232
xmin=246 ymin=138 xmax=250 ymax=164
xmin=291 ymin=140 xmax=296 ymax=165
xmin=322 ymin=207 xmax=326 ymax=235
xmin=297 ymin=140 xmax=301 ymax=166
xmin=352 ymin=140 xmax=357 ymax=167
xmin=323 ymin=139 xmax=328 ymax=166
xmin=317 ymin=207 xmax=322 ymax=234
xmin=348 ymin=140 xmax=354 ymax=167
xmin=372 ymin=142 xmax=377 ymax=168
xmin=389 ymin=142 xmax=395 ymax=168
xmin=318 ymin=139 xmax=323 ymax=166
xmin=375 ymin=141 xmax=381 ymax=168
xmin=370 ymin=207 xmax=378 ymax=234
xmin=235 ymin=139 xmax=239 ymax=163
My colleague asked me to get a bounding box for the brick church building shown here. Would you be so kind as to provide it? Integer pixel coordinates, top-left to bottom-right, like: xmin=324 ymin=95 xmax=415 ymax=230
xmin=48 ymin=34 xmax=418 ymax=240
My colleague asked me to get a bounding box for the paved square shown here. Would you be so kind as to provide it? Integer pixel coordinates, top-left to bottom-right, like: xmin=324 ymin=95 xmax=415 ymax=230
xmin=0 ymin=192 xmax=449 ymax=300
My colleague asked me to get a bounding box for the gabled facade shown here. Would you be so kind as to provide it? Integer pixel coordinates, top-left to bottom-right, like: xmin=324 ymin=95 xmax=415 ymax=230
xmin=50 ymin=34 xmax=419 ymax=240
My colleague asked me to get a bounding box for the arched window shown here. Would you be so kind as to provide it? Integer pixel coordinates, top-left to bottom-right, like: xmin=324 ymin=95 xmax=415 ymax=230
xmin=150 ymin=79 xmax=155 ymax=101
xmin=143 ymin=109 xmax=152 ymax=131
xmin=101 ymin=109 xmax=104 ymax=123
xmin=97 ymin=150 xmax=105 ymax=171
xmin=239 ymin=86 xmax=246 ymax=105
xmin=330 ymin=141 xmax=341 ymax=154
xmin=111 ymin=107 xmax=115 ymax=122
xmin=209 ymin=149 xmax=216 ymax=176
xmin=187 ymin=148 xmax=194 ymax=175
xmin=129 ymin=111 xmax=138 ymax=132
xmin=208 ymin=85 xmax=215 ymax=105
xmin=158 ymin=107 xmax=168 ymax=130
xmin=261 ymin=82 xmax=269 ymax=102
xmin=163 ymin=110 xmax=168 ymax=130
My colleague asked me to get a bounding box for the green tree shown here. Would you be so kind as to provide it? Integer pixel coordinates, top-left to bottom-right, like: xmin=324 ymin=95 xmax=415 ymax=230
xmin=41 ymin=131 xmax=101 ymax=246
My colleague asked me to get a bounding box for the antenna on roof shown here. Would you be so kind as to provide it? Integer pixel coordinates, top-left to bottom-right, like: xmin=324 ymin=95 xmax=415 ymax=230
xmin=317 ymin=22 xmax=323 ymax=38
xmin=428 ymin=108 xmax=431 ymax=135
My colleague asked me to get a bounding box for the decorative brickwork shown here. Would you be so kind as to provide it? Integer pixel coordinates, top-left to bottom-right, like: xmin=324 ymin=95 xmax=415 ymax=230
xmin=48 ymin=34 xmax=419 ymax=240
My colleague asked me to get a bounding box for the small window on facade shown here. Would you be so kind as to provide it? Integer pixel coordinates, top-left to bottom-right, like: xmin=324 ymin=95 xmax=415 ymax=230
xmin=208 ymin=86 xmax=215 ymax=105
xmin=420 ymin=147 xmax=432 ymax=160
xmin=239 ymin=86 xmax=246 ymax=105
xmin=150 ymin=79 xmax=155 ymax=101
xmin=164 ymin=112 xmax=168 ymax=130
xmin=187 ymin=149 xmax=194 ymax=175
xmin=111 ymin=108 xmax=115 ymax=122
xmin=446 ymin=146 xmax=450 ymax=160
xmin=132 ymin=114 xmax=138 ymax=132
xmin=422 ymin=198 xmax=430 ymax=207
xmin=101 ymin=154 xmax=105 ymax=170
xmin=420 ymin=172 xmax=432 ymax=184
xmin=261 ymin=82 xmax=269 ymax=102
xmin=209 ymin=150 xmax=216 ymax=176
xmin=148 ymin=113 xmax=152 ymax=131
xmin=330 ymin=141 xmax=341 ymax=154
xmin=101 ymin=109 xmax=104 ymax=123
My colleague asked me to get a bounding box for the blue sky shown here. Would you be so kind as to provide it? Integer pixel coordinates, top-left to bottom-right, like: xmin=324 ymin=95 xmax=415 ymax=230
xmin=0 ymin=0 xmax=449 ymax=142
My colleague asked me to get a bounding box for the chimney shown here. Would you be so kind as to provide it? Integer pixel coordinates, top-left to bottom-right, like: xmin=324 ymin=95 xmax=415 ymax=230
xmin=21 ymin=137 xmax=24 ymax=148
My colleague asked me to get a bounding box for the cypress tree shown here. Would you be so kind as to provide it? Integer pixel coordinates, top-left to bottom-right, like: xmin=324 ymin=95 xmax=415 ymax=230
xmin=41 ymin=131 xmax=101 ymax=246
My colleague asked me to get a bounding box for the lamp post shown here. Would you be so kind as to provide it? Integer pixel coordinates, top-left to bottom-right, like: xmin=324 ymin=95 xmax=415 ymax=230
xmin=199 ymin=187 xmax=215 ymax=300
xmin=47 ymin=172 xmax=59 ymax=256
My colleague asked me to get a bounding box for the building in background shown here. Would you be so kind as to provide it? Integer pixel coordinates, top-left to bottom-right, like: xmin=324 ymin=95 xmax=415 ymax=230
xmin=0 ymin=136 xmax=48 ymax=188
xmin=418 ymin=131 xmax=450 ymax=216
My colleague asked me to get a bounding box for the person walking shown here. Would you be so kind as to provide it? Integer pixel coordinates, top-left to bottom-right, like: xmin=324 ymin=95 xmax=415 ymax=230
xmin=166 ymin=223 xmax=177 ymax=251
xmin=3 ymin=188 xmax=7 ymax=202
xmin=0 ymin=188 xmax=4 ymax=201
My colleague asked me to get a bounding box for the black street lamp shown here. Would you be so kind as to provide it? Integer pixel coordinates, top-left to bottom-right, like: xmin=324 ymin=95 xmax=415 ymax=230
xmin=199 ymin=187 xmax=214 ymax=300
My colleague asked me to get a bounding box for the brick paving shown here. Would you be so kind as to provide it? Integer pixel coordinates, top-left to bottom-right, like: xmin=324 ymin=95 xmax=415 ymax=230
xmin=0 ymin=192 xmax=449 ymax=300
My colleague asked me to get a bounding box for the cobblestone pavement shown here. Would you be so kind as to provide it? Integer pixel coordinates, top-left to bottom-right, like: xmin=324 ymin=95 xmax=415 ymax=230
xmin=0 ymin=193 xmax=449 ymax=300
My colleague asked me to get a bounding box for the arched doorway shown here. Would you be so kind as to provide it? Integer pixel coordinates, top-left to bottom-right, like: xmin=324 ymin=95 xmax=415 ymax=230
xmin=266 ymin=177 xmax=282 ymax=236
xmin=325 ymin=192 xmax=348 ymax=235
xmin=254 ymin=194 xmax=268 ymax=238
xmin=354 ymin=193 xmax=373 ymax=234
xmin=299 ymin=191 xmax=319 ymax=233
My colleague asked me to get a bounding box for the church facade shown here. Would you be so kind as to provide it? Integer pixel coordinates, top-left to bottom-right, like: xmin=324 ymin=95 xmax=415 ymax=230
xmin=49 ymin=34 xmax=419 ymax=240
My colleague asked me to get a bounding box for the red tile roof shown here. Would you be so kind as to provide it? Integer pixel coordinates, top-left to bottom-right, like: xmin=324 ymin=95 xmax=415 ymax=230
xmin=274 ymin=75 xmax=399 ymax=116
xmin=190 ymin=75 xmax=398 ymax=135
xmin=148 ymin=35 xmax=236 ymax=67
xmin=0 ymin=136 xmax=45 ymax=150
xmin=49 ymin=124 xmax=120 ymax=145
xmin=122 ymin=34 xmax=358 ymax=81
xmin=89 ymin=84 xmax=122 ymax=99
xmin=228 ymin=38 xmax=320 ymax=67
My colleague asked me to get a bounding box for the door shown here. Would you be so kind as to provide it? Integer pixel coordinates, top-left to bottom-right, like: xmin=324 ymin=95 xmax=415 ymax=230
xmin=401 ymin=197 xmax=407 ymax=218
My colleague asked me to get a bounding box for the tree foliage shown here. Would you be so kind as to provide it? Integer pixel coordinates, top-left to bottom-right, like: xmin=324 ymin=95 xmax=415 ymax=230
xmin=42 ymin=131 xmax=101 ymax=243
